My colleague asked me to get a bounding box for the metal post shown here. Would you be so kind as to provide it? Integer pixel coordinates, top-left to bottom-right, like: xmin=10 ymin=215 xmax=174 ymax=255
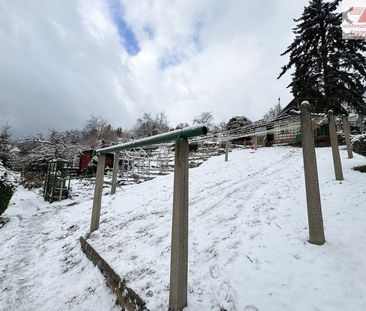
xmin=169 ymin=138 xmax=189 ymax=310
xmin=111 ymin=151 xmax=119 ymax=195
xmin=300 ymin=102 xmax=325 ymax=245
xmin=328 ymin=110 xmax=344 ymax=180
xmin=225 ymin=141 xmax=229 ymax=162
xmin=342 ymin=115 xmax=353 ymax=159
xmin=90 ymin=154 xmax=106 ymax=233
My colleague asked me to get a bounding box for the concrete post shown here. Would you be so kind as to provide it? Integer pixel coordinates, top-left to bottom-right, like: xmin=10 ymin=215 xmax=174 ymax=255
xmin=328 ymin=110 xmax=344 ymax=180
xmin=59 ymin=181 xmax=63 ymax=202
xmin=111 ymin=151 xmax=120 ymax=195
xmin=121 ymin=158 xmax=124 ymax=178
xmin=300 ymin=102 xmax=325 ymax=245
xmin=342 ymin=115 xmax=353 ymax=159
xmin=225 ymin=141 xmax=229 ymax=162
xmin=90 ymin=154 xmax=106 ymax=233
xmin=169 ymin=138 xmax=189 ymax=310
xmin=253 ymin=135 xmax=258 ymax=149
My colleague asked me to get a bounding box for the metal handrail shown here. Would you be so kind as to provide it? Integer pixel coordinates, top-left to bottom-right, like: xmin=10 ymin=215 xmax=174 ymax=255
xmin=96 ymin=125 xmax=208 ymax=155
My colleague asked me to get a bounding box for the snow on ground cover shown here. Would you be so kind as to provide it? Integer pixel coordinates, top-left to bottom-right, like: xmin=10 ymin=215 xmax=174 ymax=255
xmin=352 ymin=133 xmax=366 ymax=143
xmin=1 ymin=147 xmax=365 ymax=311
xmin=0 ymin=184 xmax=119 ymax=311
xmin=87 ymin=146 xmax=366 ymax=310
xmin=0 ymin=161 xmax=18 ymax=183
xmin=0 ymin=161 xmax=6 ymax=176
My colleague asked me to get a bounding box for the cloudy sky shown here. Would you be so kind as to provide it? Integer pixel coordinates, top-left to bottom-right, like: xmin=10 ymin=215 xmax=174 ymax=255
xmin=0 ymin=0 xmax=308 ymax=136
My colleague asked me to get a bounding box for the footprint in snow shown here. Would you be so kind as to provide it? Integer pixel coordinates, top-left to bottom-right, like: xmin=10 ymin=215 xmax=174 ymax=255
xmin=209 ymin=264 xmax=220 ymax=279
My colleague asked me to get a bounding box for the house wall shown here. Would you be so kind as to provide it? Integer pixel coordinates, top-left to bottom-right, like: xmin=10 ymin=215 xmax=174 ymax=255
xmin=273 ymin=116 xmax=301 ymax=144
xmin=254 ymin=126 xmax=267 ymax=146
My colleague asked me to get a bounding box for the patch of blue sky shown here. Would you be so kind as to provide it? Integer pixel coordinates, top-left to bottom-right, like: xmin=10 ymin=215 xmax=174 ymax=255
xmin=191 ymin=21 xmax=203 ymax=52
xmin=159 ymin=20 xmax=204 ymax=69
xmin=158 ymin=51 xmax=187 ymax=69
xmin=143 ymin=24 xmax=155 ymax=40
xmin=107 ymin=0 xmax=140 ymax=55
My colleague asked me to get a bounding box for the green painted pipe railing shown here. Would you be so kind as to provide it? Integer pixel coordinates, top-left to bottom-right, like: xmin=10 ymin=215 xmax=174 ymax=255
xmin=96 ymin=125 xmax=208 ymax=155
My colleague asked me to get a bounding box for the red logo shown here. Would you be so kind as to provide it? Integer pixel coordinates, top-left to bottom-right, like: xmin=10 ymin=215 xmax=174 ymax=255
xmin=348 ymin=7 xmax=366 ymax=22
xmin=342 ymin=3 xmax=366 ymax=39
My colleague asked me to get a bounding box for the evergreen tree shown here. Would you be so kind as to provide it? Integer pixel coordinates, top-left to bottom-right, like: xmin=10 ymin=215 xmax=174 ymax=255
xmin=225 ymin=116 xmax=252 ymax=131
xmin=278 ymin=0 xmax=366 ymax=114
xmin=0 ymin=123 xmax=12 ymax=167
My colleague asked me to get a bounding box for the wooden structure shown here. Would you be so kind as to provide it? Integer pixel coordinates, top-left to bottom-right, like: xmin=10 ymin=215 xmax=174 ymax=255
xmin=348 ymin=112 xmax=366 ymax=133
xmin=271 ymin=99 xmax=335 ymax=146
xmin=273 ymin=115 xmax=302 ymax=144
xmin=78 ymin=150 xmax=95 ymax=175
xmin=77 ymin=150 xmax=115 ymax=175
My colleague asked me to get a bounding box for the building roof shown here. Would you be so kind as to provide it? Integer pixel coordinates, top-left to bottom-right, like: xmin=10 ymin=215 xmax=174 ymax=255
xmin=278 ymin=99 xmax=298 ymax=118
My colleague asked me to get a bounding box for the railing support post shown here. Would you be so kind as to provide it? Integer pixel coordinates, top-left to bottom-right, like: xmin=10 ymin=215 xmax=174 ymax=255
xmin=111 ymin=151 xmax=120 ymax=195
xmin=342 ymin=115 xmax=353 ymax=159
xmin=253 ymin=135 xmax=258 ymax=149
xmin=300 ymin=102 xmax=325 ymax=245
xmin=328 ymin=110 xmax=344 ymax=180
xmin=90 ymin=154 xmax=106 ymax=233
xmin=59 ymin=182 xmax=63 ymax=202
xmin=225 ymin=141 xmax=229 ymax=162
xmin=169 ymin=138 xmax=189 ymax=310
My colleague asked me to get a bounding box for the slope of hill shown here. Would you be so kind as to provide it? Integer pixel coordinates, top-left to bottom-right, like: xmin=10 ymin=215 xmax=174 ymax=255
xmin=1 ymin=146 xmax=365 ymax=311
xmin=89 ymin=147 xmax=366 ymax=310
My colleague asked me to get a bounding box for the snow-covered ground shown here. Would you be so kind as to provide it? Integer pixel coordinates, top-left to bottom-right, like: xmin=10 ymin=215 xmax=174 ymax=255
xmin=1 ymin=146 xmax=366 ymax=311
xmin=0 ymin=186 xmax=119 ymax=311
xmin=0 ymin=161 xmax=18 ymax=183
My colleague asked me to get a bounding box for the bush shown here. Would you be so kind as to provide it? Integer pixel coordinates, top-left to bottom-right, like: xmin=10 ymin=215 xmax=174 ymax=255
xmin=20 ymin=171 xmax=45 ymax=189
xmin=352 ymin=134 xmax=366 ymax=157
xmin=0 ymin=179 xmax=14 ymax=216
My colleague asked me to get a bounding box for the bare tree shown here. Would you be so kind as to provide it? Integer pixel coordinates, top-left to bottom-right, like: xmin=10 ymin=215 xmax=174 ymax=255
xmin=133 ymin=112 xmax=170 ymax=138
xmin=19 ymin=133 xmax=83 ymax=169
xmin=17 ymin=129 xmax=88 ymax=187
xmin=217 ymin=121 xmax=227 ymax=132
xmin=175 ymin=122 xmax=190 ymax=130
xmin=261 ymin=102 xmax=282 ymax=122
xmin=81 ymin=115 xmax=117 ymax=148
xmin=83 ymin=115 xmax=108 ymax=139
xmin=192 ymin=112 xmax=214 ymax=127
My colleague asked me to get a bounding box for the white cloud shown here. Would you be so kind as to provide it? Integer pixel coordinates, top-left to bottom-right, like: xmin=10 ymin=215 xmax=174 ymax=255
xmin=0 ymin=0 xmax=306 ymax=136
xmin=120 ymin=0 xmax=306 ymax=125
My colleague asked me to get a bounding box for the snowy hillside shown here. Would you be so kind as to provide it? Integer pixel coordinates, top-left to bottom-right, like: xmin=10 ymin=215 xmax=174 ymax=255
xmin=1 ymin=146 xmax=366 ymax=311
xmin=0 ymin=161 xmax=10 ymax=180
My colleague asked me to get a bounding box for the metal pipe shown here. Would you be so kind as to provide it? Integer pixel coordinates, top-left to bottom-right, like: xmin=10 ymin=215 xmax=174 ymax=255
xmin=96 ymin=125 xmax=208 ymax=155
